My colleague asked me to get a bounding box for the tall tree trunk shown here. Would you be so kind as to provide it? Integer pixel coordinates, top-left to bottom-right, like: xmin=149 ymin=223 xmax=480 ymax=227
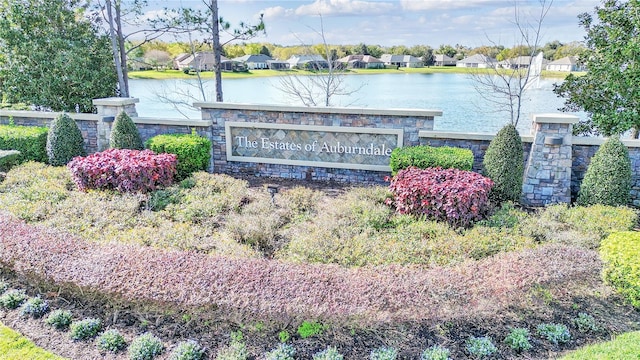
xmin=115 ymin=0 xmax=129 ymax=97
xmin=209 ymin=0 xmax=223 ymax=102
xmin=106 ymin=0 xmax=126 ymax=97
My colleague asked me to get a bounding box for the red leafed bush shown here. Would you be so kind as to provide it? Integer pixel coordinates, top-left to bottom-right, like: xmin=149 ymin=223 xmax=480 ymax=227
xmin=67 ymin=148 xmax=176 ymax=193
xmin=0 ymin=213 xmax=601 ymax=326
xmin=387 ymin=167 xmax=494 ymax=227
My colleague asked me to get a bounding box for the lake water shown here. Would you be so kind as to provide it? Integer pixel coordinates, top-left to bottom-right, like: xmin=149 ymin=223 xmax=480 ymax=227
xmin=129 ymin=73 xmax=582 ymax=134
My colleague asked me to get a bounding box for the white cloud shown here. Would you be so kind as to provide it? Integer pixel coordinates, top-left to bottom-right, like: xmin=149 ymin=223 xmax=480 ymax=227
xmin=400 ymin=0 xmax=506 ymax=11
xmin=295 ymin=0 xmax=395 ymax=16
xmin=262 ymin=6 xmax=295 ymax=19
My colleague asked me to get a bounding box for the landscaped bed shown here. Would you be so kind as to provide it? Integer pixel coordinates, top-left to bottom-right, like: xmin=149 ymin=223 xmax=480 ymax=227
xmin=0 ymin=162 xmax=639 ymax=359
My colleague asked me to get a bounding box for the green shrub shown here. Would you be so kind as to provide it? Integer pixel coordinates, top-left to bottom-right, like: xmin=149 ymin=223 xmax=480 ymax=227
xmin=145 ymin=133 xmax=211 ymax=180
xmin=477 ymin=202 xmax=529 ymax=228
xmin=297 ymin=320 xmax=326 ymax=339
xmin=0 ymin=124 xmax=48 ymax=163
xmin=169 ymin=340 xmax=205 ymax=360
xmin=0 ymin=150 xmax=21 ymax=172
xmin=577 ymin=137 xmax=631 ymax=206
xmin=312 ymin=346 xmax=343 ymax=360
xmin=369 ymin=346 xmax=398 ymax=360
xmin=573 ymin=313 xmax=599 ymax=333
xmin=216 ymin=331 xmax=247 ymax=360
xmin=19 ymin=297 xmax=49 ymax=318
xmin=390 ymin=145 xmax=473 ymax=174
xmin=45 ymin=309 xmax=73 ymax=330
xmin=420 ymin=345 xmax=450 ymax=360
xmin=483 ymin=124 xmax=524 ymax=203
xmin=128 ymin=333 xmax=165 ymax=360
xmin=265 ymin=343 xmax=296 ymax=360
xmin=97 ymin=329 xmax=127 ymax=352
xmin=110 ymin=111 xmax=143 ymax=150
xmin=278 ymin=330 xmax=290 ymax=343
xmin=503 ymin=328 xmax=532 ymax=352
xmin=465 ymin=336 xmax=497 ymax=358
xmin=600 ymin=231 xmax=640 ymax=308
xmin=46 ymin=113 xmax=86 ymax=165
xmin=0 ymin=289 xmax=27 ymax=309
xmin=536 ymin=323 xmax=571 ymax=345
xmin=69 ymin=318 xmax=102 ymax=341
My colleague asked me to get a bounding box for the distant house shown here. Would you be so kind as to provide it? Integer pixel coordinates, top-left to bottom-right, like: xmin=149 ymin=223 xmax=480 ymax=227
xmin=546 ymin=56 xmax=585 ymax=72
xmin=434 ymin=54 xmax=456 ymax=66
xmin=174 ymin=52 xmax=245 ymax=72
xmin=266 ymin=60 xmax=290 ymax=70
xmin=232 ymin=54 xmax=273 ymax=70
xmin=380 ymin=54 xmax=423 ymax=68
xmin=456 ymin=54 xmax=497 ymax=68
xmin=286 ymin=54 xmax=329 ymax=70
xmin=336 ymin=55 xmax=385 ymax=69
xmin=499 ymin=55 xmax=548 ymax=69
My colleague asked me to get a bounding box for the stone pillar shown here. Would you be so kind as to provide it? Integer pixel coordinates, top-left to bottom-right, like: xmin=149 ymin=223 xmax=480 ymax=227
xmin=522 ymin=113 xmax=579 ymax=206
xmin=92 ymin=97 xmax=139 ymax=151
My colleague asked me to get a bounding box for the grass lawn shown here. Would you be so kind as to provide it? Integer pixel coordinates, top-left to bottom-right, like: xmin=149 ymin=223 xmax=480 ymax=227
xmin=561 ymin=331 xmax=640 ymax=359
xmin=0 ymin=322 xmax=65 ymax=360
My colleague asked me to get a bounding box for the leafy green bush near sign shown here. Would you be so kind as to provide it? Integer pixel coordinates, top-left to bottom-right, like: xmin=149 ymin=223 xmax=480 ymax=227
xmin=600 ymin=231 xmax=640 ymax=308
xmin=389 ymin=145 xmax=473 ymax=174
xmin=46 ymin=113 xmax=86 ymax=166
xmin=482 ymin=124 xmax=524 ymax=204
xmin=145 ymin=133 xmax=211 ymax=181
xmin=577 ymin=137 xmax=631 ymax=206
xmin=0 ymin=124 xmax=48 ymax=163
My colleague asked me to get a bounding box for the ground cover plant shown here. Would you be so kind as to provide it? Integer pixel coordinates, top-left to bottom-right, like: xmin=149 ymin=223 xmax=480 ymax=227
xmin=0 ymin=162 xmax=639 ymax=358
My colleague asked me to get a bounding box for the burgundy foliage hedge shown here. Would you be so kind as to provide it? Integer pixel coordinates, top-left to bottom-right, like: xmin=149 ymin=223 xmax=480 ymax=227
xmin=0 ymin=213 xmax=602 ymax=325
xmin=67 ymin=148 xmax=176 ymax=193
xmin=388 ymin=167 xmax=494 ymax=227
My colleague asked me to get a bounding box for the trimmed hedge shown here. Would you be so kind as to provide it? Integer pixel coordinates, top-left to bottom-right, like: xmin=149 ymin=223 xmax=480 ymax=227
xmin=0 ymin=214 xmax=601 ymax=325
xmin=46 ymin=113 xmax=86 ymax=166
xmin=387 ymin=167 xmax=493 ymax=228
xmin=67 ymin=149 xmax=177 ymax=193
xmin=0 ymin=150 xmax=21 ymax=172
xmin=600 ymin=231 xmax=640 ymax=308
xmin=389 ymin=145 xmax=473 ymax=175
xmin=0 ymin=124 xmax=48 ymax=163
xmin=110 ymin=111 xmax=143 ymax=150
xmin=482 ymin=124 xmax=524 ymax=204
xmin=145 ymin=133 xmax=211 ymax=180
xmin=577 ymin=137 xmax=631 ymax=206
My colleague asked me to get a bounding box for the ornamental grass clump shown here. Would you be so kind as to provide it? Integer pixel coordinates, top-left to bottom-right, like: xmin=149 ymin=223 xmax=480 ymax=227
xmin=110 ymin=111 xmax=143 ymax=150
xmin=387 ymin=167 xmax=493 ymax=228
xmin=97 ymin=329 xmax=127 ymax=353
xmin=577 ymin=137 xmax=631 ymax=206
xmin=19 ymin=296 xmax=49 ymax=318
xmin=45 ymin=309 xmax=73 ymax=330
xmin=0 ymin=289 xmax=27 ymax=309
xmin=128 ymin=333 xmax=165 ymax=360
xmin=465 ymin=336 xmax=497 ymax=358
xmin=483 ymin=124 xmax=524 ymax=203
xmin=536 ymin=323 xmax=571 ymax=345
xmin=420 ymin=345 xmax=450 ymax=360
xmin=169 ymin=340 xmax=205 ymax=360
xmin=265 ymin=343 xmax=296 ymax=360
xmin=46 ymin=113 xmax=86 ymax=166
xmin=69 ymin=318 xmax=102 ymax=341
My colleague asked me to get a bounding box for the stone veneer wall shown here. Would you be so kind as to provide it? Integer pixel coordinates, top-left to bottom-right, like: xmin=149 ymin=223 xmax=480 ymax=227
xmin=0 ymin=110 xmax=100 ymax=153
xmin=197 ymin=102 xmax=441 ymax=183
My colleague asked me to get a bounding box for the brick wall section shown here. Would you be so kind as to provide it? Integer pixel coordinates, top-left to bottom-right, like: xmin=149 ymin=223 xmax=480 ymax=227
xmin=198 ymin=102 xmax=440 ymax=184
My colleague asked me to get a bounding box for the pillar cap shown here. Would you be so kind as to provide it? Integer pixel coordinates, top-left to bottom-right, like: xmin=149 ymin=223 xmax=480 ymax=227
xmin=93 ymin=97 xmax=140 ymax=106
xmin=531 ymin=113 xmax=579 ymax=124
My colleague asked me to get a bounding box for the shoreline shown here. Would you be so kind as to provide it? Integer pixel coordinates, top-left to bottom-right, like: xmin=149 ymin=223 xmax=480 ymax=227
xmin=129 ymin=67 xmax=578 ymax=80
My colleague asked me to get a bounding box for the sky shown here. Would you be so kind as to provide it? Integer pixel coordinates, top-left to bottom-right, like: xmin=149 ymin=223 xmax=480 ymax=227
xmin=144 ymin=0 xmax=602 ymax=48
